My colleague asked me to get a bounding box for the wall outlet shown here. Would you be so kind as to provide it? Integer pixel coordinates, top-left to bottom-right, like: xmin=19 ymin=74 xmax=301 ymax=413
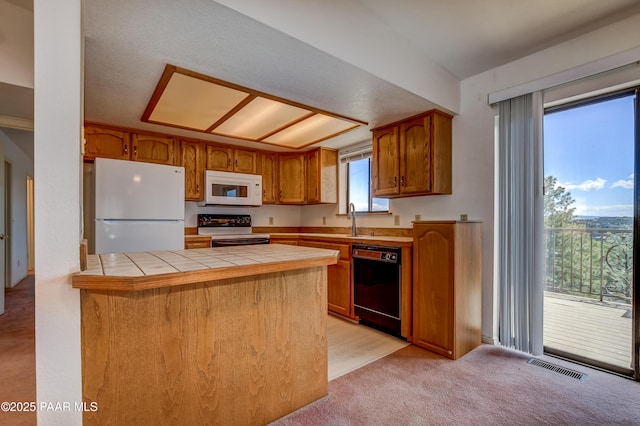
xmin=322 ymin=216 xmax=326 ymax=225
xmin=268 ymin=217 xmax=274 ymax=225
xmin=415 ymin=214 xmax=421 ymax=222
xmin=394 ymin=215 xmax=400 ymax=226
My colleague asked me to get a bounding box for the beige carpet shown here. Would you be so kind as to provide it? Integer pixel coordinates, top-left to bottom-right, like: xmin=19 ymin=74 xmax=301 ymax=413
xmin=273 ymin=344 xmax=640 ymax=425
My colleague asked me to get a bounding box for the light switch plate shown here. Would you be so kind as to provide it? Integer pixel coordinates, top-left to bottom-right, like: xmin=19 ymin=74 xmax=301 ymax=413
xmin=394 ymin=215 xmax=400 ymax=226
xmin=269 ymin=217 xmax=274 ymax=225
xmin=415 ymin=214 xmax=421 ymax=221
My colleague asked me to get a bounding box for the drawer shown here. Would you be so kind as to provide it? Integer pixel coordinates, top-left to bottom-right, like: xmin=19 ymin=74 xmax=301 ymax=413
xmin=184 ymin=236 xmax=211 ymax=249
xmin=299 ymin=240 xmax=350 ymax=260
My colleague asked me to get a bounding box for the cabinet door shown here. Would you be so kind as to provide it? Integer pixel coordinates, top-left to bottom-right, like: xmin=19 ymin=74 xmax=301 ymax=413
xmin=413 ymin=223 xmax=455 ymax=357
xmin=261 ymin=153 xmax=278 ymax=204
xmin=306 ymin=149 xmax=320 ymax=204
xmin=84 ymin=126 xmax=130 ymax=161
xmin=206 ymin=144 xmax=233 ymax=171
xmin=131 ymin=133 xmax=176 ymax=165
xmin=372 ymin=126 xmax=399 ymax=197
xmin=327 ymin=260 xmax=352 ymax=317
xmin=234 ymin=149 xmax=258 ymax=174
xmin=278 ymin=153 xmax=306 ymax=204
xmin=181 ymin=140 xmax=203 ymax=201
xmin=400 ymin=115 xmax=432 ymax=194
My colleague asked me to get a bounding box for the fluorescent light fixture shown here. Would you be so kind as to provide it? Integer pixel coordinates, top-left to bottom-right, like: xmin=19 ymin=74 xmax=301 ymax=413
xmin=142 ymin=65 xmax=366 ymax=149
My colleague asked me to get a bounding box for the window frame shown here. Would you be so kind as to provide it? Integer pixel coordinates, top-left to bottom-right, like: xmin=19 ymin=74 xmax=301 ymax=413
xmin=346 ymin=157 xmax=389 ymax=213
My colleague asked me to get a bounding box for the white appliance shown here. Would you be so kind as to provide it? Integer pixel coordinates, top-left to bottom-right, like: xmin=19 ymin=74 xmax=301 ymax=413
xmin=199 ymin=170 xmax=263 ymax=207
xmin=94 ymin=158 xmax=185 ymax=254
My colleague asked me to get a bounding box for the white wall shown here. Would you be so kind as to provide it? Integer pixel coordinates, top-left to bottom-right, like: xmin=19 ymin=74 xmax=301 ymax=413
xmin=0 ymin=129 xmax=34 ymax=286
xmin=0 ymin=0 xmax=34 ymax=88
xmin=34 ymin=0 xmax=83 ymax=424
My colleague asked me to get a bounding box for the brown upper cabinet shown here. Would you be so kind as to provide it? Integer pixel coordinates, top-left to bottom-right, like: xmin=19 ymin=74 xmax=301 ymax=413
xmin=372 ymin=110 xmax=452 ymax=198
xmin=205 ymin=144 xmax=258 ymax=174
xmin=84 ymin=123 xmax=338 ymax=204
xmin=261 ymin=152 xmax=278 ymax=204
xmin=84 ymin=125 xmax=130 ymax=161
xmin=131 ymin=133 xmax=177 ymax=165
xmin=278 ymin=153 xmax=306 ymax=204
xmin=180 ymin=140 xmax=204 ymax=201
xmin=84 ymin=124 xmax=177 ymax=166
xmin=306 ymin=148 xmax=338 ymax=204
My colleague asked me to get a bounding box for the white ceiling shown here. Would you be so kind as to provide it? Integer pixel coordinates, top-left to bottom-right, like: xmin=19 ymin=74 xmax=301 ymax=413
xmin=357 ymin=0 xmax=640 ymax=80
xmin=6 ymin=0 xmax=640 ymax=154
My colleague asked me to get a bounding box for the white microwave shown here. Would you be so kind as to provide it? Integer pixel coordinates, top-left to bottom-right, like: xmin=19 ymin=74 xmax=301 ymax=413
xmin=198 ymin=170 xmax=263 ymax=207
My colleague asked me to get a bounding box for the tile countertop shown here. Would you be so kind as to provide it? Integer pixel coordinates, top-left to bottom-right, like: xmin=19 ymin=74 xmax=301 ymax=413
xmin=269 ymin=233 xmax=414 ymax=245
xmin=73 ymin=244 xmax=339 ymax=292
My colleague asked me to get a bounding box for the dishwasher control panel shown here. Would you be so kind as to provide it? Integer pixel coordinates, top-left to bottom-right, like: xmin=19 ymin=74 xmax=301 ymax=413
xmin=352 ymin=244 xmax=401 ymax=264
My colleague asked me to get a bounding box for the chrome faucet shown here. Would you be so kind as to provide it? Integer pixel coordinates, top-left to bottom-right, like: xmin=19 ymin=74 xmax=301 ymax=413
xmin=349 ymin=202 xmax=357 ymax=236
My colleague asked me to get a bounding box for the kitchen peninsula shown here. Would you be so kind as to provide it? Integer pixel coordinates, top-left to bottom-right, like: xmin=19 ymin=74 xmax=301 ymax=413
xmin=72 ymin=244 xmax=339 ymax=425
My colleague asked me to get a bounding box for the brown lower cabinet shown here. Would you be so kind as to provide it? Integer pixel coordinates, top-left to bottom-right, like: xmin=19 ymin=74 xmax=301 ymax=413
xmin=412 ymin=221 xmax=482 ymax=359
xmin=272 ymin=236 xmax=355 ymax=319
xmin=298 ymin=239 xmax=355 ymax=320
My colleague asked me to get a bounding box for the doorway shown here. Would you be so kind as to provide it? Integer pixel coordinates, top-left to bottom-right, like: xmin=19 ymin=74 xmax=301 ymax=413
xmin=543 ymin=90 xmax=638 ymax=377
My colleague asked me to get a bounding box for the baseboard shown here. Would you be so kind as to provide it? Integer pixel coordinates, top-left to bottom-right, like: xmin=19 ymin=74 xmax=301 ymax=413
xmin=482 ymin=335 xmax=497 ymax=345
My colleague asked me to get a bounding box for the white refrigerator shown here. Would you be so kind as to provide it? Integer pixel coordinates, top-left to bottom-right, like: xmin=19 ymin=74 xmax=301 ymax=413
xmin=94 ymin=158 xmax=185 ymax=254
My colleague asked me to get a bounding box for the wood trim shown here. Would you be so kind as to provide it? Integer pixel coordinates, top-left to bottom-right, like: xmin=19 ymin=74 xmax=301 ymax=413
xmin=184 ymin=227 xmax=198 ymax=235
xmin=140 ymin=64 xmax=177 ymax=122
xmin=139 ymin=64 xmax=366 ymax=150
xmin=371 ymin=109 xmax=454 ymax=132
xmin=257 ymin=111 xmax=317 ymax=141
xmin=205 ymin=94 xmax=257 ymax=133
xmin=80 ymin=239 xmax=88 ymax=271
xmin=169 ymin=65 xmax=367 ymax=125
xmin=72 ymin=255 xmax=337 ymax=292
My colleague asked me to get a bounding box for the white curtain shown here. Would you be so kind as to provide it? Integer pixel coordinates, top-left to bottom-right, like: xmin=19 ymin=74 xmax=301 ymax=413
xmin=497 ymin=92 xmax=544 ymax=355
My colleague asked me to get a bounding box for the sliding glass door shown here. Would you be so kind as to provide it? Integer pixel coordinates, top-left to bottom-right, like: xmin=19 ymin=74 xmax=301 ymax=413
xmin=543 ymin=89 xmax=638 ymax=377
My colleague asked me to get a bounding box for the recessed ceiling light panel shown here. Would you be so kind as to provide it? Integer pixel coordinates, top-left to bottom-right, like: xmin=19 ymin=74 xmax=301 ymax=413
xmin=142 ymin=65 xmax=367 ymax=149
xmin=148 ymin=72 xmax=248 ymax=131
xmin=214 ymin=97 xmax=310 ymax=139
xmin=264 ymin=115 xmax=359 ymax=148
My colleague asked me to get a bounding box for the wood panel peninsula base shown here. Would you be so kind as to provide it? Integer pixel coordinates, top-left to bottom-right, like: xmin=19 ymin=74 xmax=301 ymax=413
xmin=72 ymin=245 xmax=338 ymax=425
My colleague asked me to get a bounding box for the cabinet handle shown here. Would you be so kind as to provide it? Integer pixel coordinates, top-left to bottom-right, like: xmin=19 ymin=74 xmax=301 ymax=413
xmin=263 ymin=189 xmax=266 ymax=196
xmin=228 ymin=159 xmax=231 ymax=167
xmin=124 ymin=144 xmax=128 ymax=156
xmin=235 ymin=159 xmax=238 ymax=168
xmin=393 ymin=176 xmax=397 ymax=187
xmin=401 ymin=176 xmax=405 ymax=187
xmin=134 ymin=145 xmax=137 ymax=158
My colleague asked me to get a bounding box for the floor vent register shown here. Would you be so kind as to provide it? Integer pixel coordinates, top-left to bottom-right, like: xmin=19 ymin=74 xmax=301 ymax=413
xmin=527 ymin=358 xmax=588 ymax=381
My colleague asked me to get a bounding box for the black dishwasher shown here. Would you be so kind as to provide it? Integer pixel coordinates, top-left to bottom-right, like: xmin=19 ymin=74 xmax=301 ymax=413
xmin=352 ymin=244 xmax=402 ymax=337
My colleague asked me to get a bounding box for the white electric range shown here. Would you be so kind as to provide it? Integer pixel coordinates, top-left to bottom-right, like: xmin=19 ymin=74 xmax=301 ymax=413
xmin=197 ymin=214 xmax=270 ymax=246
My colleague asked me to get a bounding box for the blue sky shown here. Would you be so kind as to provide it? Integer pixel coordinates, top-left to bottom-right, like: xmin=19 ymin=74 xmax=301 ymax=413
xmin=544 ymin=94 xmax=635 ymax=217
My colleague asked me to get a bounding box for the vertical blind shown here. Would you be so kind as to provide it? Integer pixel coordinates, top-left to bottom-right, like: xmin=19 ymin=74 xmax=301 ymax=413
xmin=496 ymin=92 xmax=544 ymax=355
